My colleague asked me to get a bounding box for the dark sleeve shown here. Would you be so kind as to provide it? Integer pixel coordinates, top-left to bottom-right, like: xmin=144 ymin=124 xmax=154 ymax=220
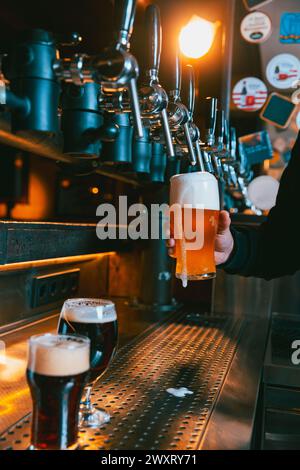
xmin=221 ymin=131 xmax=300 ymax=280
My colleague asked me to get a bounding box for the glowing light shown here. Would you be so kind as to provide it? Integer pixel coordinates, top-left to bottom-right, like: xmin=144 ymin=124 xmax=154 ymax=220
xmin=179 ymin=16 xmax=217 ymax=59
xmin=90 ymin=186 xmax=100 ymax=195
xmin=0 ymin=387 xmax=30 ymax=416
xmin=61 ymin=179 xmax=71 ymax=189
xmin=0 ymin=354 xmax=27 ymax=382
xmin=14 ymin=157 xmax=23 ymax=169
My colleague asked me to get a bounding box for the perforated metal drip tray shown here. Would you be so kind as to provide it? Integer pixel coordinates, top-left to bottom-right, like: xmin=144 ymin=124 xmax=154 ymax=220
xmin=0 ymin=312 xmax=244 ymax=450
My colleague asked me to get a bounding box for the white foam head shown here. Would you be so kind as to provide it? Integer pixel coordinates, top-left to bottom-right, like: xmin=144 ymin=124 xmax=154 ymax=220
xmin=61 ymin=298 xmax=117 ymax=324
xmin=27 ymin=334 xmax=90 ymax=376
xmin=170 ymin=172 xmax=220 ymax=210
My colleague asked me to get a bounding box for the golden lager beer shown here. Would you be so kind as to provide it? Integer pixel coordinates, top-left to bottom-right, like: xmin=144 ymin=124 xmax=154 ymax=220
xmin=169 ymin=172 xmax=220 ymax=286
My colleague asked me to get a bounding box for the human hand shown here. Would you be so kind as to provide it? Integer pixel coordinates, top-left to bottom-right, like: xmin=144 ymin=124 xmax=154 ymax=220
xmin=166 ymin=210 xmax=234 ymax=265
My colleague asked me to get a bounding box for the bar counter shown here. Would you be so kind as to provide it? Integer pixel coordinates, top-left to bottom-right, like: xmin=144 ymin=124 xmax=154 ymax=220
xmin=0 ymin=301 xmax=269 ymax=450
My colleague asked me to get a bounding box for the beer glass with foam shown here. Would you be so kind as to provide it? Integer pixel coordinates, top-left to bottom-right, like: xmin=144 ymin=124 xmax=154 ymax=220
xmin=58 ymin=298 xmax=118 ymax=428
xmin=169 ymin=172 xmax=220 ymax=286
xmin=26 ymin=333 xmax=90 ymax=450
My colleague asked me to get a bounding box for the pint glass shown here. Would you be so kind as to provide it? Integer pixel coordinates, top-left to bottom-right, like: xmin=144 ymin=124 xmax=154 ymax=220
xmin=58 ymin=298 xmax=118 ymax=428
xmin=26 ymin=333 xmax=90 ymax=450
xmin=169 ymin=172 xmax=220 ymax=285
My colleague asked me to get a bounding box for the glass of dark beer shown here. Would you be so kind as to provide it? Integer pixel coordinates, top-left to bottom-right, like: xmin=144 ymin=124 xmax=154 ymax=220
xmin=26 ymin=333 xmax=90 ymax=450
xmin=58 ymin=298 xmax=118 ymax=428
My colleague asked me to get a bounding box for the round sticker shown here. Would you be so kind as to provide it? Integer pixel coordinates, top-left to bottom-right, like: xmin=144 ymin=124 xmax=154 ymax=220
xmin=247 ymin=176 xmax=279 ymax=211
xmin=296 ymin=111 xmax=300 ymax=129
xmin=232 ymin=77 xmax=268 ymax=112
xmin=241 ymin=12 xmax=272 ymax=44
xmin=266 ymin=53 xmax=300 ymax=90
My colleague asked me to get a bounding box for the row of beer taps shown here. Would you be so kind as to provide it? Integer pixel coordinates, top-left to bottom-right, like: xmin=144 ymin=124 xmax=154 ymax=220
xmin=0 ymin=0 xmax=253 ymax=208
xmin=58 ymin=1 xmax=252 ymax=207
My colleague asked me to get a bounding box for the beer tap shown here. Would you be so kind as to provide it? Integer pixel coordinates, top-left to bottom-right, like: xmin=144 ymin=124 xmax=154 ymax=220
xmin=1 ymin=29 xmax=61 ymax=135
xmin=238 ymin=141 xmax=253 ymax=184
xmin=228 ymin=127 xmax=239 ymax=189
xmin=220 ymin=117 xmax=234 ymax=188
xmin=93 ymin=0 xmax=143 ymax=139
xmin=138 ymin=4 xmax=174 ymax=158
xmin=229 ymin=131 xmax=253 ymax=208
xmin=212 ymin=108 xmax=226 ymax=180
xmin=224 ymin=126 xmax=252 ymax=208
xmin=176 ymin=64 xmax=204 ymax=171
xmin=201 ymin=97 xmax=218 ymax=174
xmin=167 ymin=52 xmax=197 ymax=166
xmin=54 ymin=0 xmax=143 ymax=139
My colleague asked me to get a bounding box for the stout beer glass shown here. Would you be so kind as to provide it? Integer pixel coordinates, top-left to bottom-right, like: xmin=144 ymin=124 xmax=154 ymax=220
xmin=169 ymin=172 xmax=220 ymax=286
xmin=26 ymin=333 xmax=90 ymax=450
xmin=58 ymin=298 xmax=118 ymax=428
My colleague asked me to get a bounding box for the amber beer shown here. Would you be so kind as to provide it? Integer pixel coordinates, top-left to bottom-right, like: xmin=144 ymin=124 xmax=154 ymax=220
xmin=170 ymin=172 xmax=220 ymax=285
xmin=26 ymin=334 xmax=90 ymax=450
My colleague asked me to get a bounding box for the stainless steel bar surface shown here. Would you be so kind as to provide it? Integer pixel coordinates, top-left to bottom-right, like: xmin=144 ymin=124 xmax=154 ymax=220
xmin=0 ymin=302 xmax=268 ymax=450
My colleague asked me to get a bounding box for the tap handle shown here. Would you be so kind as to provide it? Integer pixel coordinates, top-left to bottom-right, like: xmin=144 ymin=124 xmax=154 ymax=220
xmin=183 ymin=123 xmax=197 ymax=166
xmin=114 ymin=0 xmax=137 ymax=49
xmin=238 ymin=142 xmax=248 ymax=174
xmin=203 ymin=150 xmax=214 ymax=173
xmin=145 ymin=4 xmax=161 ymax=81
xmin=216 ymin=109 xmax=225 ymax=144
xmin=169 ymin=49 xmax=181 ymax=101
xmin=195 ymin=140 xmax=205 ymax=171
xmin=229 ymin=165 xmax=238 ymax=187
xmin=128 ymin=77 xmax=144 ymax=138
xmin=204 ymin=97 xmax=217 ymax=147
xmin=230 ymin=127 xmax=237 ymax=159
xmin=204 ymin=97 xmax=217 ymax=140
xmin=183 ymin=64 xmax=195 ymax=118
xmin=161 ymin=108 xmax=175 ymax=157
xmin=223 ymin=117 xmax=230 ymax=150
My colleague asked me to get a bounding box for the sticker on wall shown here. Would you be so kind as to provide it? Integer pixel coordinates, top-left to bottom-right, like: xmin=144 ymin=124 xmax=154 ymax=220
xmin=247 ymin=176 xmax=279 ymax=211
xmin=232 ymin=77 xmax=268 ymax=112
xmin=240 ymin=12 xmax=272 ymax=44
xmin=260 ymin=92 xmax=296 ymax=129
xmin=243 ymin=0 xmax=273 ymax=11
xmin=280 ymin=13 xmax=300 ymax=44
xmin=296 ymin=111 xmax=300 ymax=130
xmin=266 ymin=54 xmax=300 ymax=90
xmin=238 ymin=131 xmax=273 ymax=165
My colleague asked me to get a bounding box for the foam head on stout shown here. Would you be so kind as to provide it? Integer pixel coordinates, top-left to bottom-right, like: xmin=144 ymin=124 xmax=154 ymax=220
xmin=58 ymin=299 xmax=118 ymax=384
xmin=28 ymin=333 xmax=90 ymax=376
xmin=27 ymin=334 xmax=90 ymax=450
xmin=61 ymin=298 xmax=117 ymax=324
xmin=169 ymin=172 xmax=220 ymax=286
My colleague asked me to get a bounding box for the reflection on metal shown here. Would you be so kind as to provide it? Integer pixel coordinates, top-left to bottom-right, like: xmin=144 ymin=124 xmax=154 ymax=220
xmin=0 ymin=253 xmax=114 ymax=273
xmin=0 ymin=312 xmax=244 ymax=450
xmin=213 ymin=270 xmax=273 ymax=318
xmin=271 ymin=271 xmax=300 ymax=315
xmin=0 ymin=315 xmax=59 ymax=431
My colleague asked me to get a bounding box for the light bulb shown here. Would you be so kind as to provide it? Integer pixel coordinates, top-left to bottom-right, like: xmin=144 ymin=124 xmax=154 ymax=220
xmin=179 ymin=16 xmax=217 ymax=59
